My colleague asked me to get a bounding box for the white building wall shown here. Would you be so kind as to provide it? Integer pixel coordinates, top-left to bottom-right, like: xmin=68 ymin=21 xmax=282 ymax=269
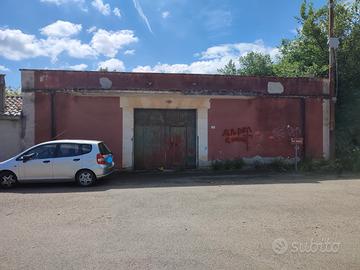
xmin=0 ymin=117 xmax=22 ymax=161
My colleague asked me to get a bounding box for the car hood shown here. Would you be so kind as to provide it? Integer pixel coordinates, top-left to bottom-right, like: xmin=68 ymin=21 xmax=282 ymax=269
xmin=0 ymin=157 xmax=17 ymax=169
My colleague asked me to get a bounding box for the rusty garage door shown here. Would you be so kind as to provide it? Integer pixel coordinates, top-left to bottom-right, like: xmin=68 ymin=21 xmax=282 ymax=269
xmin=134 ymin=109 xmax=196 ymax=170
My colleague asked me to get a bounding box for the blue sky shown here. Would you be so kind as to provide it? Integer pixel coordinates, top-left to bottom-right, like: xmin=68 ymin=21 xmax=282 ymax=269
xmin=0 ymin=0 xmax=325 ymax=88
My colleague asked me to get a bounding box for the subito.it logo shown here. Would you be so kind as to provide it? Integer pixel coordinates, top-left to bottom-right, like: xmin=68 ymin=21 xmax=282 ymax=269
xmin=272 ymin=238 xmax=288 ymax=255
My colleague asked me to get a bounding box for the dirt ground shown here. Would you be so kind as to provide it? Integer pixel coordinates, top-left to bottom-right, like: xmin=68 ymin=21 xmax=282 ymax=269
xmin=1 ymin=172 xmax=360 ymax=270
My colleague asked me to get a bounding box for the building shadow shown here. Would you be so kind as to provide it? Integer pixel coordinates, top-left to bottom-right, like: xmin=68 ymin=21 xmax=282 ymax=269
xmin=2 ymin=170 xmax=360 ymax=194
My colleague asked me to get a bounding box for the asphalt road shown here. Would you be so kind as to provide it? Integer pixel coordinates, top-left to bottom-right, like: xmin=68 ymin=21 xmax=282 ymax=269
xmin=1 ymin=172 xmax=360 ymax=270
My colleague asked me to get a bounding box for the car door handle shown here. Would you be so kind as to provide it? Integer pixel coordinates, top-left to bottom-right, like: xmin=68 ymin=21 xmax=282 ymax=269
xmin=73 ymin=158 xmax=80 ymax=162
xmin=43 ymin=160 xmax=50 ymax=163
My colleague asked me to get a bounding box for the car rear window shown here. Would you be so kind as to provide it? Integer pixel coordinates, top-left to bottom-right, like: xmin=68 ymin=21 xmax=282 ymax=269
xmin=98 ymin=142 xmax=112 ymax=155
xmin=57 ymin=143 xmax=92 ymax=157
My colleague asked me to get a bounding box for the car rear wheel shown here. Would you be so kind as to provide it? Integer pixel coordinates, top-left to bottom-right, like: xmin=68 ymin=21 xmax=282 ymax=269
xmin=76 ymin=170 xmax=96 ymax=187
xmin=0 ymin=171 xmax=18 ymax=189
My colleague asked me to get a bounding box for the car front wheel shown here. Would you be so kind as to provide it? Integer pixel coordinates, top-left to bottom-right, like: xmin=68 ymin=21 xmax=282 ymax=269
xmin=0 ymin=171 xmax=18 ymax=189
xmin=76 ymin=170 xmax=96 ymax=187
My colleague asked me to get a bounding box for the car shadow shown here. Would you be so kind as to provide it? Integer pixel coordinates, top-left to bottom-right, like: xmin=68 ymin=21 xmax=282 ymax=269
xmin=2 ymin=170 xmax=360 ymax=194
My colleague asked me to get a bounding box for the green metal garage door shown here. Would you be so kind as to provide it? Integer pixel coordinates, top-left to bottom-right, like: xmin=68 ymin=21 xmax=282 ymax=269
xmin=134 ymin=109 xmax=196 ymax=170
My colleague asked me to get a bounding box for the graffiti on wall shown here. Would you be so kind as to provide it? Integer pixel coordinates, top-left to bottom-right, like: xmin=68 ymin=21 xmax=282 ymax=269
xmin=223 ymin=127 xmax=253 ymax=151
xmin=221 ymin=124 xmax=302 ymax=152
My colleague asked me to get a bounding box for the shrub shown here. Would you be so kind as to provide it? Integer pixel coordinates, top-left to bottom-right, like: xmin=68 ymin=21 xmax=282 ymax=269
xmin=299 ymin=158 xmax=343 ymax=173
xmin=211 ymin=160 xmax=223 ymax=171
xmin=224 ymin=160 xmax=233 ymax=170
xmin=268 ymin=158 xmax=292 ymax=172
xmin=211 ymin=159 xmax=245 ymax=171
xmin=337 ymin=147 xmax=360 ymax=172
xmin=233 ymin=159 xmax=245 ymax=169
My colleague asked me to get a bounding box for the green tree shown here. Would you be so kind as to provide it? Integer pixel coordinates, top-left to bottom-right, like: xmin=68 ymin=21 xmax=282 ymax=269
xmin=274 ymin=1 xmax=329 ymax=77
xmin=238 ymin=52 xmax=275 ymax=76
xmin=276 ymin=0 xmax=360 ymax=159
xmin=218 ymin=59 xmax=237 ymax=75
xmin=218 ymin=52 xmax=275 ymax=76
xmin=218 ymin=0 xmax=360 ymax=163
xmin=5 ymin=87 xmax=20 ymax=96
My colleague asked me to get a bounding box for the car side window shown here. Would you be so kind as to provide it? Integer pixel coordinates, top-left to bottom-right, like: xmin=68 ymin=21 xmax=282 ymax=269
xmin=81 ymin=144 xmax=92 ymax=155
xmin=57 ymin=144 xmax=82 ymax=158
xmin=25 ymin=144 xmax=57 ymax=160
xmin=57 ymin=144 xmax=92 ymax=158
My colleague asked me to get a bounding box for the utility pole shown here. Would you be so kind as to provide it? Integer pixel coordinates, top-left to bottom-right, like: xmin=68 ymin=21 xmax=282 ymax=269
xmin=328 ymin=0 xmax=337 ymax=159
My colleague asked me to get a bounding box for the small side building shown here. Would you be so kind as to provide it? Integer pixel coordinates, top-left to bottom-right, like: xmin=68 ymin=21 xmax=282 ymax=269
xmin=0 ymin=74 xmax=23 ymax=161
xmin=21 ymin=69 xmax=331 ymax=170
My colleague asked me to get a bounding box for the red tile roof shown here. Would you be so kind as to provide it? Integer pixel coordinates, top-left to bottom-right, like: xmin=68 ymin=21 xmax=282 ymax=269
xmin=4 ymin=96 xmax=22 ymax=117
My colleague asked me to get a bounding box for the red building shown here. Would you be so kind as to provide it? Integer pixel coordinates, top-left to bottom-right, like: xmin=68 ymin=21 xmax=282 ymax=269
xmin=21 ymin=69 xmax=331 ymax=170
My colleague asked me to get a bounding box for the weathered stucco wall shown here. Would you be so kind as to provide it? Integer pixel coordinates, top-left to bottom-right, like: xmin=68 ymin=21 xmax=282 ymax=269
xmin=32 ymin=92 xmax=325 ymax=168
xmin=21 ymin=69 xmax=328 ymax=97
xmin=34 ymin=92 xmax=123 ymax=167
xmin=208 ymin=98 xmax=302 ymax=160
xmin=305 ymin=98 xmax=324 ymax=159
xmin=0 ymin=117 xmax=22 ymax=161
xmin=208 ymin=97 xmax=324 ymax=161
xmin=23 ymin=69 xmax=330 ymax=169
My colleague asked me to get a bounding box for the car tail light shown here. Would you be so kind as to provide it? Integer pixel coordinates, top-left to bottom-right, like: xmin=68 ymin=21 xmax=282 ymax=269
xmin=96 ymin=153 xmax=106 ymax=165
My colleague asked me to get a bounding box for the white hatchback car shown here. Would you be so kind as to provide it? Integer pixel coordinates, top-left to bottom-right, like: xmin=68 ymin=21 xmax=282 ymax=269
xmin=0 ymin=140 xmax=115 ymax=188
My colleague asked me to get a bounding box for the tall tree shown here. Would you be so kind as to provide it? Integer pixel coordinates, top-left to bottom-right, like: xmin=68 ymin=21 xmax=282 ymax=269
xmin=238 ymin=52 xmax=275 ymax=76
xmin=218 ymin=52 xmax=275 ymax=76
xmin=218 ymin=0 xmax=360 ymax=163
xmin=218 ymin=59 xmax=237 ymax=75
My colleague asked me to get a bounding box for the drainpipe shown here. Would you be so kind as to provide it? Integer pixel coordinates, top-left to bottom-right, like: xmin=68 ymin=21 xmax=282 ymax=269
xmin=0 ymin=74 xmax=5 ymax=114
xmin=50 ymin=91 xmax=57 ymax=139
xmin=301 ymin=98 xmax=306 ymax=159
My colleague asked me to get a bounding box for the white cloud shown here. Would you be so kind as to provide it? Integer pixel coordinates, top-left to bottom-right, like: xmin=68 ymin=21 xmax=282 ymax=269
xmin=91 ymin=0 xmax=111 ymax=15
xmin=87 ymin=26 xmax=97 ymax=33
xmin=40 ymin=0 xmax=87 ymax=11
xmin=0 ymin=65 xmax=10 ymax=72
xmin=0 ymin=26 xmax=138 ymax=62
xmin=133 ymin=40 xmax=279 ymax=74
xmin=162 ymin=11 xmax=170 ymax=19
xmin=133 ymin=60 xmax=230 ymax=74
xmin=200 ymin=40 xmax=279 ymax=60
xmin=91 ymin=29 xmax=138 ymax=57
xmin=69 ymin=63 xmax=88 ymax=70
xmin=40 ymin=20 xmax=82 ymax=37
xmin=40 ymin=0 xmax=84 ymax=5
xmin=98 ymin=58 xmax=125 ymax=71
xmin=124 ymin=49 xmax=135 ymax=55
xmin=0 ymin=28 xmax=96 ymax=61
xmin=113 ymin=7 xmax=121 ymax=17
xmin=40 ymin=38 xmax=97 ymax=61
xmin=0 ymin=29 xmax=45 ymax=60
xmin=132 ymin=0 xmax=153 ymax=33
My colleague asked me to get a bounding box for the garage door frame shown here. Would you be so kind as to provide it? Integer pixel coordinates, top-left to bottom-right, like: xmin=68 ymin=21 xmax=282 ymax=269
xmin=120 ymin=94 xmax=210 ymax=170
